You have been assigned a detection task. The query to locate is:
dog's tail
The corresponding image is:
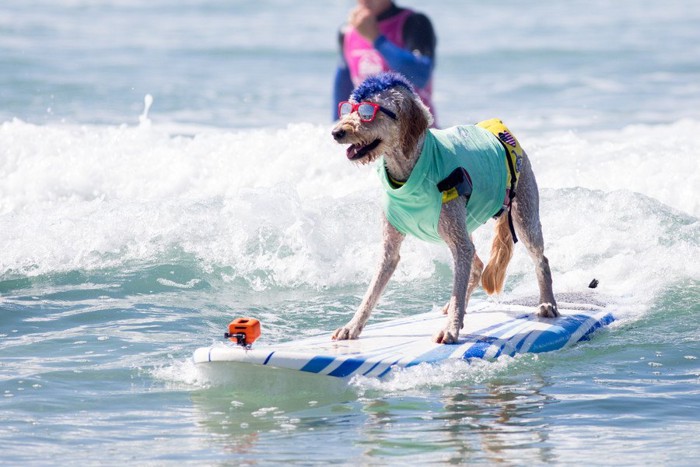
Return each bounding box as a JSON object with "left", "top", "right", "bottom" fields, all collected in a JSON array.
[{"left": 481, "top": 213, "right": 514, "bottom": 295}]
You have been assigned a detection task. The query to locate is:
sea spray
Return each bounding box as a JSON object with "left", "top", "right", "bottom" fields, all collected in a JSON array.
[{"left": 1, "top": 119, "right": 697, "bottom": 307}]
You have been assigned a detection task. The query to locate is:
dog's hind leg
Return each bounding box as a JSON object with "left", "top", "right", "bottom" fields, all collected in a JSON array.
[
  {"left": 467, "top": 249, "right": 484, "bottom": 300},
  {"left": 332, "top": 215, "right": 405, "bottom": 340},
  {"left": 510, "top": 154, "right": 559, "bottom": 317},
  {"left": 442, "top": 246, "right": 483, "bottom": 315}
]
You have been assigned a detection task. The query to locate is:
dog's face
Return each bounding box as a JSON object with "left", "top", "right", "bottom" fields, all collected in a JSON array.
[
  {"left": 331, "top": 90, "right": 400, "bottom": 165},
  {"left": 332, "top": 86, "right": 432, "bottom": 166}
]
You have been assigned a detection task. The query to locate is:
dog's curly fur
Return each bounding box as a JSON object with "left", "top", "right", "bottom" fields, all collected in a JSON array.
[{"left": 331, "top": 72, "right": 558, "bottom": 344}]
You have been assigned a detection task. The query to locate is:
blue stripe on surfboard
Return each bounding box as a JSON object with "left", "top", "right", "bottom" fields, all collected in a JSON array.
[
  {"left": 461, "top": 336, "right": 503, "bottom": 359},
  {"left": 578, "top": 313, "right": 614, "bottom": 340},
  {"left": 462, "top": 318, "right": 539, "bottom": 359},
  {"left": 362, "top": 359, "right": 385, "bottom": 376},
  {"left": 522, "top": 314, "right": 588, "bottom": 353},
  {"left": 405, "top": 342, "right": 461, "bottom": 366},
  {"left": 378, "top": 359, "right": 402, "bottom": 378},
  {"left": 405, "top": 317, "right": 529, "bottom": 366},
  {"left": 525, "top": 313, "right": 614, "bottom": 353},
  {"left": 496, "top": 329, "right": 534, "bottom": 357},
  {"left": 263, "top": 352, "right": 275, "bottom": 365},
  {"left": 482, "top": 318, "right": 548, "bottom": 359},
  {"left": 300, "top": 356, "right": 335, "bottom": 374},
  {"left": 476, "top": 314, "right": 606, "bottom": 357},
  {"left": 500, "top": 313, "right": 611, "bottom": 355},
  {"left": 328, "top": 358, "right": 367, "bottom": 377}
]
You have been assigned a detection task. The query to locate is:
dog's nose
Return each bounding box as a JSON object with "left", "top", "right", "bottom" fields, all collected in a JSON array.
[{"left": 332, "top": 128, "right": 346, "bottom": 141}]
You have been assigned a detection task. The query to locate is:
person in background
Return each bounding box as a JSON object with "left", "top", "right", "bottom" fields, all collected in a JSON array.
[{"left": 333, "top": 0, "right": 437, "bottom": 124}]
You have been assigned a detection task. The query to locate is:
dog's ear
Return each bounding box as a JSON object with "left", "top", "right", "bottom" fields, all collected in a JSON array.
[{"left": 398, "top": 91, "right": 432, "bottom": 158}]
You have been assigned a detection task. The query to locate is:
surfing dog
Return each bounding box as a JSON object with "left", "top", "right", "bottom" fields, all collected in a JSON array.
[{"left": 331, "top": 72, "right": 558, "bottom": 344}]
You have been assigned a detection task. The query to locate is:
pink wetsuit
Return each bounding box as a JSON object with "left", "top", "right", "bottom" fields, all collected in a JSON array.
[{"left": 343, "top": 9, "right": 435, "bottom": 117}]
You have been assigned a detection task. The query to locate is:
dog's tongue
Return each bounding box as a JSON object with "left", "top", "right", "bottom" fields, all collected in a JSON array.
[
  {"left": 346, "top": 144, "right": 359, "bottom": 160},
  {"left": 345, "top": 139, "right": 379, "bottom": 161}
]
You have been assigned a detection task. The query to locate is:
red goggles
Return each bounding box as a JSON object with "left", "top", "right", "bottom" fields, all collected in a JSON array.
[{"left": 338, "top": 101, "right": 397, "bottom": 122}]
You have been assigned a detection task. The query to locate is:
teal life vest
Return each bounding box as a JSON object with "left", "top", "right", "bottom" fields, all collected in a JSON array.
[{"left": 378, "top": 122, "right": 520, "bottom": 243}]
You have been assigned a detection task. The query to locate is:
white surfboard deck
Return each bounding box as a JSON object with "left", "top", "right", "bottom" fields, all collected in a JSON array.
[{"left": 193, "top": 301, "right": 614, "bottom": 379}]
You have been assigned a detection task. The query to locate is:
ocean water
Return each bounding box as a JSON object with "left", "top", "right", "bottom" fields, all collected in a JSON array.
[{"left": 1, "top": 0, "right": 699, "bottom": 464}]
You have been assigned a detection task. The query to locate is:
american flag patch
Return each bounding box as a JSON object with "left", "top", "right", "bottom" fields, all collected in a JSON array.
[{"left": 498, "top": 131, "right": 517, "bottom": 147}]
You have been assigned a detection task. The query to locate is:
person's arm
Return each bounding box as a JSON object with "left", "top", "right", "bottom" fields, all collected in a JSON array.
[
  {"left": 374, "top": 12, "right": 436, "bottom": 88},
  {"left": 373, "top": 36, "right": 432, "bottom": 87}
]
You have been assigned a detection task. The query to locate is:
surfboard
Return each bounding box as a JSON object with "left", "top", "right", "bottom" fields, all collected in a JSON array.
[{"left": 193, "top": 300, "right": 614, "bottom": 379}]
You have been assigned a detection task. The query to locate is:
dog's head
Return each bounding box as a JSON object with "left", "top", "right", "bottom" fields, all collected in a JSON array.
[{"left": 331, "top": 72, "right": 433, "bottom": 166}]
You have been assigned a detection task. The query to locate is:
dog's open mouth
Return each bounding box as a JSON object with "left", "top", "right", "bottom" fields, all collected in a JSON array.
[{"left": 346, "top": 139, "right": 381, "bottom": 160}]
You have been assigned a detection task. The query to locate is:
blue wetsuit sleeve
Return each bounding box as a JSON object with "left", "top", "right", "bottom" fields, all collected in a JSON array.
[
  {"left": 333, "top": 28, "right": 354, "bottom": 120},
  {"left": 333, "top": 65, "right": 354, "bottom": 120},
  {"left": 374, "top": 35, "right": 433, "bottom": 88}
]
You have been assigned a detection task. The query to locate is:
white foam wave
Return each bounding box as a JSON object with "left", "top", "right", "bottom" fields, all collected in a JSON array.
[
  {"left": 528, "top": 119, "right": 699, "bottom": 217},
  {"left": 351, "top": 355, "right": 529, "bottom": 394},
  {"left": 0, "top": 119, "right": 697, "bottom": 310}
]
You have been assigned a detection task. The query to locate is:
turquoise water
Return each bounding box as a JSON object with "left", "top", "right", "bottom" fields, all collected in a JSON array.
[{"left": 1, "top": 0, "right": 699, "bottom": 464}]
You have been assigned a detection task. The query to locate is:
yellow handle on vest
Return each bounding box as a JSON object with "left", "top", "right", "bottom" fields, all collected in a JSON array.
[{"left": 476, "top": 118, "right": 523, "bottom": 191}]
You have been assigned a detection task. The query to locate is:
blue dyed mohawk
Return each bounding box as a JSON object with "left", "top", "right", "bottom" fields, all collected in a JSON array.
[{"left": 350, "top": 72, "right": 416, "bottom": 102}]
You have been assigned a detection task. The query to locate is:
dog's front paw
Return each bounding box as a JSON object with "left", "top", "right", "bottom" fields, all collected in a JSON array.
[
  {"left": 433, "top": 327, "right": 459, "bottom": 344},
  {"left": 538, "top": 302, "right": 560, "bottom": 318},
  {"left": 332, "top": 323, "right": 363, "bottom": 340}
]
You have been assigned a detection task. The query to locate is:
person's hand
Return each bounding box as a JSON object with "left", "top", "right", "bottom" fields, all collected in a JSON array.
[{"left": 349, "top": 6, "right": 380, "bottom": 42}]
